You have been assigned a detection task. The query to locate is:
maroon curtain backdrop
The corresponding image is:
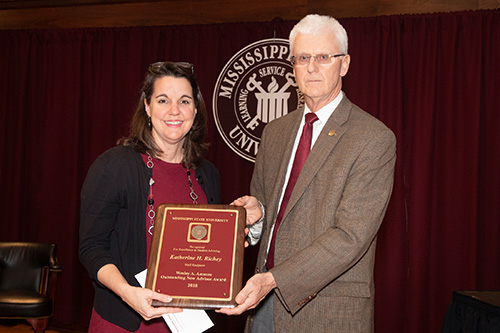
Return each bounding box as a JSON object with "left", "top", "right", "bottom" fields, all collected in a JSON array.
[{"left": 1, "top": 10, "right": 499, "bottom": 332}]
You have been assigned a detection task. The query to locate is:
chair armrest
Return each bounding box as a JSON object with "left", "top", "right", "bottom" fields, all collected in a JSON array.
[{"left": 50, "top": 263, "right": 63, "bottom": 273}]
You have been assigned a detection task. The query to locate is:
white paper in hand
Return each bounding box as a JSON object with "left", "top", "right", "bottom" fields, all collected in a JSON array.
[{"left": 135, "top": 269, "right": 214, "bottom": 333}]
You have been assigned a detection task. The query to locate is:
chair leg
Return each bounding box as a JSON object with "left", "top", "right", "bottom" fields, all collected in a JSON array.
[{"left": 26, "top": 318, "right": 49, "bottom": 333}]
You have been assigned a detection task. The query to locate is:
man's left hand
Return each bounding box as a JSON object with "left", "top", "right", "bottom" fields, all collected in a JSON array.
[{"left": 217, "top": 272, "right": 277, "bottom": 316}]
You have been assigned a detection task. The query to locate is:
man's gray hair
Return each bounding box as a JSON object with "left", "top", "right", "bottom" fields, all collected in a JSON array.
[{"left": 289, "top": 14, "right": 348, "bottom": 55}]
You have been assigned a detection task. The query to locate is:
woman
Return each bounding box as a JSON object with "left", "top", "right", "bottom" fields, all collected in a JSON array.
[{"left": 79, "top": 61, "right": 220, "bottom": 332}]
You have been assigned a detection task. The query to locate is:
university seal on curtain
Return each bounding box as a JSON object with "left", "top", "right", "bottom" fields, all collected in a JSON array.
[{"left": 213, "top": 38, "right": 303, "bottom": 162}]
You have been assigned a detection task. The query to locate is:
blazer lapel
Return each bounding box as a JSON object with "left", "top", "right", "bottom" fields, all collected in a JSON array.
[
  {"left": 283, "top": 97, "right": 352, "bottom": 220},
  {"left": 267, "top": 108, "right": 305, "bottom": 224}
]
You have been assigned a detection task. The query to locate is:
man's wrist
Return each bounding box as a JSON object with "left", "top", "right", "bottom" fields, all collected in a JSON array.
[
  {"left": 247, "top": 200, "right": 265, "bottom": 245},
  {"left": 256, "top": 200, "right": 265, "bottom": 224}
]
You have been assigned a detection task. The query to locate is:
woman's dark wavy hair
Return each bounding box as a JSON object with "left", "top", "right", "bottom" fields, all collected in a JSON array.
[{"left": 118, "top": 61, "right": 209, "bottom": 169}]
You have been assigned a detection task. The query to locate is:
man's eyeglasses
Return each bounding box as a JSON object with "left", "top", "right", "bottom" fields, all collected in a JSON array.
[
  {"left": 149, "top": 61, "right": 194, "bottom": 74},
  {"left": 290, "top": 54, "right": 345, "bottom": 66}
]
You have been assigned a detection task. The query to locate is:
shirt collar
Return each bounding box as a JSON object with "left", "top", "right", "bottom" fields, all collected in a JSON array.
[{"left": 304, "top": 91, "right": 344, "bottom": 124}]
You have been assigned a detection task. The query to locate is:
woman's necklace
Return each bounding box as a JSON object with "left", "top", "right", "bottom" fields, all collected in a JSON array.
[{"left": 146, "top": 152, "right": 198, "bottom": 235}]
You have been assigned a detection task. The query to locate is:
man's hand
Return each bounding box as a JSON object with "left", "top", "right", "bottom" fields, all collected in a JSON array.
[
  {"left": 232, "top": 195, "right": 264, "bottom": 247},
  {"left": 231, "top": 195, "right": 263, "bottom": 226},
  {"left": 217, "top": 272, "right": 277, "bottom": 316}
]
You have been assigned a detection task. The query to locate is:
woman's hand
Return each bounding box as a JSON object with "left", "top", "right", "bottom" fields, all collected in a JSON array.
[
  {"left": 121, "top": 285, "right": 182, "bottom": 320},
  {"left": 97, "top": 264, "right": 182, "bottom": 320}
]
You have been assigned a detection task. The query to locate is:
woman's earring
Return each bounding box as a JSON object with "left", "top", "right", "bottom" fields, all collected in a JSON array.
[{"left": 147, "top": 116, "right": 152, "bottom": 130}]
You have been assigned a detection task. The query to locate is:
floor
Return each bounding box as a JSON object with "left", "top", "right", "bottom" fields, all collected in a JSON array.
[{"left": 0, "top": 320, "right": 86, "bottom": 332}]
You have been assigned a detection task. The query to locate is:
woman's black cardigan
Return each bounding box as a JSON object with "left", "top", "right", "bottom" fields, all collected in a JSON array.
[{"left": 79, "top": 145, "right": 220, "bottom": 331}]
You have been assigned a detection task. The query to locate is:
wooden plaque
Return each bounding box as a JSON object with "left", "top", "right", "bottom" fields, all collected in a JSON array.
[{"left": 145, "top": 203, "right": 246, "bottom": 309}]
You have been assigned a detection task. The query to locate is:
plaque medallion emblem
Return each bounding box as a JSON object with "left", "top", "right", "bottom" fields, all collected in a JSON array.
[
  {"left": 213, "top": 38, "right": 304, "bottom": 162},
  {"left": 191, "top": 225, "right": 208, "bottom": 240}
]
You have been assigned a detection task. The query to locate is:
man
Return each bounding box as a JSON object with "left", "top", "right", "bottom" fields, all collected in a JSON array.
[{"left": 221, "top": 14, "right": 396, "bottom": 332}]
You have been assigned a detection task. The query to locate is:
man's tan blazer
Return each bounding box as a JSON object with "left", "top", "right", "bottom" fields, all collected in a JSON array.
[{"left": 246, "top": 95, "right": 396, "bottom": 332}]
